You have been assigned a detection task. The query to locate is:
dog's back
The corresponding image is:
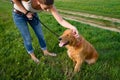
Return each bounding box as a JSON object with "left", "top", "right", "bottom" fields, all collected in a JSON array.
[
  {"left": 81, "top": 37, "right": 98, "bottom": 64},
  {"left": 67, "top": 35, "right": 98, "bottom": 64}
]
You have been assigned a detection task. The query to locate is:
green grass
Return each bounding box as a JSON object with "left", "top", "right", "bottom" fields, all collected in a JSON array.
[
  {"left": 0, "top": 0, "right": 120, "bottom": 80},
  {"left": 55, "top": 0, "right": 120, "bottom": 18},
  {"left": 59, "top": 11, "right": 120, "bottom": 29}
]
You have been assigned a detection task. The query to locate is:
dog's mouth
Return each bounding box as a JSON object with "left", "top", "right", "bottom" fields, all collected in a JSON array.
[{"left": 59, "top": 41, "right": 69, "bottom": 47}]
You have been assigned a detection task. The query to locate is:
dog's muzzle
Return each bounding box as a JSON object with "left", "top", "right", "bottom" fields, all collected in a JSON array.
[{"left": 58, "top": 37, "right": 69, "bottom": 47}]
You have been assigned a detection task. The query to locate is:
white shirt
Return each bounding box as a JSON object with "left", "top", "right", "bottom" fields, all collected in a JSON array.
[{"left": 14, "top": 0, "right": 41, "bottom": 12}]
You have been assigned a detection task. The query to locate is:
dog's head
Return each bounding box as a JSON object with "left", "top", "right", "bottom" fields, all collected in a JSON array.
[{"left": 59, "top": 29, "right": 79, "bottom": 47}]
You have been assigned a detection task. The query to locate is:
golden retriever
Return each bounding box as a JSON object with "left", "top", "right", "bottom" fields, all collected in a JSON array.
[{"left": 59, "top": 29, "right": 98, "bottom": 73}]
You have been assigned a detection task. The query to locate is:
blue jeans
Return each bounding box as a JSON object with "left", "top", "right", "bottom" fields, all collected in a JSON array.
[{"left": 12, "top": 12, "right": 47, "bottom": 54}]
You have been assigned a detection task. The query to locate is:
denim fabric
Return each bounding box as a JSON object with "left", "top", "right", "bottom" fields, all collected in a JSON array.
[{"left": 12, "top": 12, "right": 47, "bottom": 54}]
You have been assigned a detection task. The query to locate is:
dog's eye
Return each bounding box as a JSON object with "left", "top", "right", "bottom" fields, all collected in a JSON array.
[
  {"left": 66, "top": 34, "right": 69, "bottom": 36},
  {"left": 59, "top": 37, "right": 62, "bottom": 41}
]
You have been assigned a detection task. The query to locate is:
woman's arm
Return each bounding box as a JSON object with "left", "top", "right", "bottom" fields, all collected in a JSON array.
[
  {"left": 50, "top": 6, "right": 79, "bottom": 37},
  {"left": 12, "top": 0, "right": 33, "bottom": 19},
  {"left": 12, "top": 0, "right": 27, "bottom": 14},
  {"left": 50, "top": 6, "right": 77, "bottom": 30}
]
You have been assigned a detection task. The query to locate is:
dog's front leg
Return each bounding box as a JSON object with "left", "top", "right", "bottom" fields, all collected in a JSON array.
[{"left": 74, "top": 59, "right": 83, "bottom": 73}]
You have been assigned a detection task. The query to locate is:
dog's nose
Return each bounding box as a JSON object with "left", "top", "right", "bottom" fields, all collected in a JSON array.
[{"left": 58, "top": 37, "right": 62, "bottom": 41}]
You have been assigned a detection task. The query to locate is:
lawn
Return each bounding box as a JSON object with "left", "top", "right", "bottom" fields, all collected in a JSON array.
[
  {"left": 55, "top": 0, "right": 120, "bottom": 18},
  {"left": 0, "top": 0, "right": 120, "bottom": 80}
]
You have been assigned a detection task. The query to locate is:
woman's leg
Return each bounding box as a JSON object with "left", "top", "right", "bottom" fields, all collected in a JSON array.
[
  {"left": 12, "top": 12, "right": 40, "bottom": 63},
  {"left": 28, "top": 13, "right": 47, "bottom": 50},
  {"left": 29, "top": 13, "right": 56, "bottom": 56}
]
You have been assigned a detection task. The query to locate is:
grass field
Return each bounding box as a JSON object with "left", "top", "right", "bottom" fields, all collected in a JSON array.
[
  {"left": 55, "top": 0, "right": 120, "bottom": 18},
  {"left": 0, "top": 0, "right": 120, "bottom": 80}
]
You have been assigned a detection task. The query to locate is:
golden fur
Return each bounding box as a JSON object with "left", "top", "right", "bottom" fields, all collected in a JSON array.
[{"left": 59, "top": 29, "right": 98, "bottom": 73}]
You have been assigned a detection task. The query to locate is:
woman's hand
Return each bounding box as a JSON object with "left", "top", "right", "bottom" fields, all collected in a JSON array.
[
  {"left": 25, "top": 11, "right": 33, "bottom": 20},
  {"left": 71, "top": 27, "right": 80, "bottom": 38}
]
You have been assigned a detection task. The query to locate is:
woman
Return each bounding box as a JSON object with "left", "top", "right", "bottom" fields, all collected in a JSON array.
[{"left": 12, "top": 0, "right": 79, "bottom": 63}]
